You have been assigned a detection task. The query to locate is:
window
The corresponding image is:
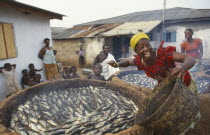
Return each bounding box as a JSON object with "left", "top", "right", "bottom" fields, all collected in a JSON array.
[
  {"left": 164, "top": 31, "right": 176, "bottom": 42},
  {"left": 0, "top": 22, "right": 17, "bottom": 60}
]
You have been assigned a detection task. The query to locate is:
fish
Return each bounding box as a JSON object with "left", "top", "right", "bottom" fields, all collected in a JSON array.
[
  {"left": 10, "top": 86, "right": 138, "bottom": 135},
  {"left": 47, "top": 120, "right": 57, "bottom": 126},
  {"left": 29, "top": 123, "right": 40, "bottom": 132},
  {"left": 65, "top": 125, "right": 80, "bottom": 134}
]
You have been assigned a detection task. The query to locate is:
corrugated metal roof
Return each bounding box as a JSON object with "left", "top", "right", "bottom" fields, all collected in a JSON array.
[
  {"left": 69, "top": 23, "right": 122, "bottom": 38},
  {"left": 52, "top": 26, "right": 94, "bottom": 39},
  {"left": 51, "top": 27, "right": 69, "bottom": 36},
  {"left": 68, "top": 25, "right": 94, "bottom": 30},
  {"left": 76, "top": 7, "right": 210, "bottom": 26},
  {"left": 101, "top": 21, "right": 161, "bottom": 37}
]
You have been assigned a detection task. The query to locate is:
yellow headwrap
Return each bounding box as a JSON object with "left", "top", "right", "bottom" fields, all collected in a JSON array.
[{"left": 130, "top": 32, "right": 150, "bottom": 51}]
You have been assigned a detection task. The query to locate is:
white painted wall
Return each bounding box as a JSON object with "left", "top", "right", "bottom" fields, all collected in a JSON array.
[
  {"left": 152, "top": 22, "right": 210, "bottom": 58},
  {"left": 0, "top": 7, "right": 52, "bottom": 100},
  {"left": 85, "top": 37, "right": 105, "bottom": 66}
]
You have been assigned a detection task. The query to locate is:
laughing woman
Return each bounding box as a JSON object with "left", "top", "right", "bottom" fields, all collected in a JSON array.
[{"left": 108, "top": 32, "right": 196, "bottom": 87}]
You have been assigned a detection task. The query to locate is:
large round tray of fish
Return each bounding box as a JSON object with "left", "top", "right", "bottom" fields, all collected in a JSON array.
[
  {"left": 117, "top": 70, "right": 157, "bottom": 89},
  {"left": 9, "top": 85, "right": 138, "bottom": 135}
]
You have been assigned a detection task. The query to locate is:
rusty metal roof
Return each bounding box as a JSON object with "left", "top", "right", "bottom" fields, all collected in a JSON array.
[
  {"left": 52, "top": 25, "right": 94, "bottom": 39},
  {"left": 69, "top": 23, "right": 122, "bottom": 38},
  {"left": 101, "top": 21, "right": 161, "bottom": 37}
]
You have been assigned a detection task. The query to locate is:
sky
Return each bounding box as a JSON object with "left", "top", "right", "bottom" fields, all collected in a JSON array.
[{"left": 17, "top": 0, "right": 210, "bottom": 28}]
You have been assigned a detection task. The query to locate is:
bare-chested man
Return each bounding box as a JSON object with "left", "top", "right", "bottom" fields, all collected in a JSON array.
[{"left": 93, "top": 45, "right": 119, "bottom": 80}]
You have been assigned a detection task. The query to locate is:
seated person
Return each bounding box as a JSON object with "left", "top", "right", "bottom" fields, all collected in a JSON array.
[
  {"left": 21, "top": 69, "right": 29, "bottom": 89},
  {"left": 87, "top": 63, "right": 105, "bottom": 81},
  {"left": 34, "top": 74, "right": 44, "bottom": 84},
  {"left": 29, "top": 63, "right": 43, "bottom": 78},
  {"left": 62, "top": 67, "right": 72, "bottom": 79},
  {"left": 70, "top": 66, "right": 80, "bottom": 79}
]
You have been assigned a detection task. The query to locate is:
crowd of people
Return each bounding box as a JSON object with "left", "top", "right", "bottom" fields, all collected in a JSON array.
[
  {"left": 0, "top": 63, "right": 44, "bottom": 97},
  {"left": 0, "top": 28, "right": 205, "bottom": 98}
]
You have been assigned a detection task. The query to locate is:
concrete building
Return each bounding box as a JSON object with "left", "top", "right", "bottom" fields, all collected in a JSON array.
[{"left": 0, "top": 0, "right": 63, "bottom": 100}]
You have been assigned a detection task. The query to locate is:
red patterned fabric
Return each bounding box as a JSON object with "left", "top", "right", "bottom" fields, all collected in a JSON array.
[{"left": 133, "top": 44, "right": 191, "bottom": 86}]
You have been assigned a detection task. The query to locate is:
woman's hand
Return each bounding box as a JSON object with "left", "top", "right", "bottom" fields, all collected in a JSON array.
[
  {"left": 108, "top": 60, "right": 119, "bottom": 68},
  {"left": 154, "top": 75, "right": 164, "bottom": 82},
  {"left": 171, "top": 65, "right": 186, "bottom": 78}
]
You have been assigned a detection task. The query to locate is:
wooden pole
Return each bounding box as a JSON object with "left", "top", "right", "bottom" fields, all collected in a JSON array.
[{"left": 161, "top": 0, "right": 166, "bottom": 41}]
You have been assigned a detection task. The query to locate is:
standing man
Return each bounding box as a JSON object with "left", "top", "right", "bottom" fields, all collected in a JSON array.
[
  {"left": 38, "top": 38, "right": 58, "bottom": 81},
  {"left": 93, "top": 45, "right": 119, "bottom": 80}
]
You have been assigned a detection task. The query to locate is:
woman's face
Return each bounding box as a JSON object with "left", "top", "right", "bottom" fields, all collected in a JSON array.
[
  {"left": 44, "top": 39, "right": 50, "bottom": 45},
  {"left": 135, "top": 39, "right": 152, "bottom": 60},
  {"left": 185, "top": 30, "right": 193, "bottom": 40}
]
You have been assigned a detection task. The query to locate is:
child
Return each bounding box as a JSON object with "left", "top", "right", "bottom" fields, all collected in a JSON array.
[
  {"left": 21, "top": 69, "right": 30, "bottom": 89},
  {"left": 53, "top": 50, "right": 57, "bottom": 56},
  {"left": 28, "top": 63, "right": 43, "bottom": 78},
  {"left": 28, "top": 77, "right": 35, "bottom": 87},
  {"left": 76, "top": 46, "right": 85, "bottom": 68},
  {"left": 0, "top": 63, "right": 21, "bottom": 97},
  {"left": 34, "top": 74, "right": 43, "bottom": 84},
  {"left": 70, "top": 66, "right": 80, "bottom": 79},
  {"left": 88, "top": 63, "right": 105, "bottom": 81},
  {"left": 62, "top": 67, "right": 72, "bottom": 79}
]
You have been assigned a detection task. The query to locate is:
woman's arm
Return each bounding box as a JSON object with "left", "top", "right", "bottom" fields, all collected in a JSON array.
[
  {"left": 38, "top": 48, "right": 46, "bottom": 60},
  {"left": 171, "top": 52, "right": 196, "bottom": 78},
  {"left": 108, "top": 58, "right": 135, "bottom": 68}
]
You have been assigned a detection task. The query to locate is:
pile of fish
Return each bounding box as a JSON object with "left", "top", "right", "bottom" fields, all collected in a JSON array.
[
  {"left": 10, "top": 86, "right": 138, "bottom": 135},
  {"left": 119, "top": 70, "right": 210, "bottom": 93},
  {"left": 196, "top": 79, "right": 210, "bottom": 94},
  {"left": 121, "top": 73, "right": 157, "bottom": 89}
]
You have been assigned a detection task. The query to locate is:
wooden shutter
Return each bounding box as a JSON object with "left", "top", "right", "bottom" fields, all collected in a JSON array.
[
  {"left": 0, "top": 23, "right": 7, "bottom": 59},
  {"left": 3, "top": 23, "right": 17, "bottom": 58}
]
